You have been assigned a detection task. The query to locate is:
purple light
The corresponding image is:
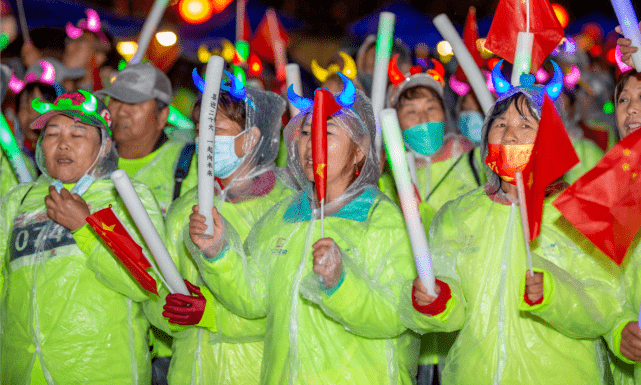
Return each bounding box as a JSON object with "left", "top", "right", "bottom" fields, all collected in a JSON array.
[
  {"left": 484, "top": 70, "right": 497, "bottom": 97},
  {"left": 39, "top": 61, "right": 56, "bottom": 84},
  {"left": 564, "top": 65, "right": 580, "bottom": 88},
  {"left": 66, "top": 23, "right": 83, "bottom": 39},
  {"left": 535, "top": 67, "right": 549, "bottom": 83},
  {"left": 9, "top": 76, "right": 25, "bottom": 93},
  {"left": 85, "top": 9, "right": 101, "bottom": 32},
  {"left": 449, "top": 75, "right": 470, "bottom": 96}
]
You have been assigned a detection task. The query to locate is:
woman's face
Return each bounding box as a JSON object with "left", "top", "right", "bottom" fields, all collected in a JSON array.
[
  {"left": 42, "top": 114, "right": 101, "bottom": 183},
  {"left": 487, "top": 98, "right": 540, "bottom": 146},
  {"left": 18, "top": 87, "right": 45, "bottom": 144},
  {"left": 298, "top": 116, "right": 364, "bottom": 196},
  {"left": 616, "top": 75, "right": 641, "bottom": 139},
  {"left": 397, "top": 87, "right": 446, "bottom": 130}
]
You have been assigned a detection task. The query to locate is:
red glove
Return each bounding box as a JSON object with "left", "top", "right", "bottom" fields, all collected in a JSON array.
[{"left": 162, "top": 280, "right": 206, "bottom": 325}]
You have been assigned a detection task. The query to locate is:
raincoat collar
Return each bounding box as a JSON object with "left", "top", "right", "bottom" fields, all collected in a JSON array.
[{"left": 284, "top": 187, "right": 378, "bottom": 223}]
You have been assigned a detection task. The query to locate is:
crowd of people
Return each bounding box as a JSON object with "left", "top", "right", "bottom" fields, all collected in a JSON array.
[{"left": 1, "top": 1, "right": 641, "bottom": 385}]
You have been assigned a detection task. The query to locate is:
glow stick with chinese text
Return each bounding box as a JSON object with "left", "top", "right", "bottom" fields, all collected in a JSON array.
[
  {"left": 0, "top": 113, "right": 32, "bottom": 183},
  {"left": 611, "top": 0, "right": 641, "bottom": 70},
  {"left": 111, "top": 169, "right": 189, "bottom": 295},
  {"left": 433, "top": 14, "right": 494, "bottom": 115},
  {"left": 516, "top": 171, "right": 534, "bottom": 275},
  {"left": 198, "top": 56, "right": 225, "bottom": 237},
  {"left": 129, "top": 0, "right": 170, "bottom": 64},
  {"left": 286, "top": 63, "right": 303, "bottom": 117},
  {"left": 380, "top": 108, "right": 436, "bottom": 296},
  {"left": 371, "top": 12, "right": 396, "bottom": 155}
]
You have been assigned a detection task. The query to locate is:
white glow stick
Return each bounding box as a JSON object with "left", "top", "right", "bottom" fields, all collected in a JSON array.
[
  {"left": 511, "top": 32, "right": 534, "bottom": 86},
  {"left": 516, "top": 171, "right": 534, "bottom": 274},
  {"left": 236, "top": 0, "right": 246, "bottom": 42},
  {"left": 111, "top": 170, "right": 189, "bottom": 295},
  {"left": 611, "top": 0, "right": 641, "bottom": 70},
  {"left": 129, "top": 0, "right": 170, "bottom": 64},
  {"left": 371, "top": 12, "right": 396, "bottom": 156},
  {"left": 380, "top": 109, "right": 436, "bottom": 296},
  {"left": 286, "top": 63, "right": 303, "bottom": 117},
  {"left": 16, "top": 0, "right": 30, "bottom": 43},
  {"left": 433, "top": 14, "right": 494, "bottom": 116},
  {"left": 266, "top": 9, "right": 287, "bottom": 82},
  {"left": 199, "top": 56, "right": 225, "bottom": 237},
  {"left": 0, "top": 113, "right": 32, "bottom": 183}
]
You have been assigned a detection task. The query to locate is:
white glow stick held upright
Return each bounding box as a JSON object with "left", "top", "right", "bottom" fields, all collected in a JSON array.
[
  {"left": 511, "top": 32, "right": 534, "bottom": 86},
  {"left": 433, "top": 14, "right": 494, "bottom": 116},
  {"left": 111, "top": 170, "right": 189, "bottom": 295},
  {"left": 286, "top": 63, "right": 303, "bottom": 117},
  {"left": 129, "top": 0, "right": 170, "bottom": 64},
  {"left": 380, "top": 109, "right": 436, "bottom": 297},
  {"left": 198, "top": 56, "right": 225, "bottom": 238},
  {"left": 236, "top": 0, "right": 247, "bottom": 42},
  {"left": 371, "top": 12, "right": 396, "bottom": 155},
  {"left": 516, "top": 171, "right": 534, "bottom": 275},
  {"left": 611, "top": 0, "right": 641, "bottom": 70}
]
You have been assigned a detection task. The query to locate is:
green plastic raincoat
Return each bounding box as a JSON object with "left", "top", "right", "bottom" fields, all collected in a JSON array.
[
  {"left": 423, "top": 186, "right": 624, "bottom": 384},
  {"left": 564, "top": 138, "right": 604, "bottom": 184},
  {"left": 0, "top": 176, "right": 164, "bottom": 384}
]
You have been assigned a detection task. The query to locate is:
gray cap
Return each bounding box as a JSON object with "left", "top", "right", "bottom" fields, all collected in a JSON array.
[
  {"left": 96, "top": 62, "right": 172, "bottom": 105},
  {"left": 387, "top": 73, "right": 445, "bottom": 108}
]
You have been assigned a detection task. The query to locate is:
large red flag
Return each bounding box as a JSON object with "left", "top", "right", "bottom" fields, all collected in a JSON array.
[
  {"left": 312, "top": 89, "right": 342, "bottom": 203},
  {"left": 521, "top": 95, "right": 579, "bottom": 241},
  {"left": 455, "top": 7, "right": 484, "bottom": 83},
  {"left": 554, "top": 129, "right": 641, "bottom": 264},
  {"left": 250, "top": 11, "right": 290, "bottom": 63},
  {"left": 86, "top": 207, "right": 158, "bottom": 295},
  {"left": 485, "top": 0, "right": 564, "bottom": 74}
]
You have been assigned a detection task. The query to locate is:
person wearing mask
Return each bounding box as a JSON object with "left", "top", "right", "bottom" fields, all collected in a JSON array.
[
  {"left": 0, "top": 90, "right": 164, "bottom": 383},
  {"left": 145, "top": 76, "right": 290, "bottom": 384},
  {"left": 185, "top": 76, "right": 421, "bottom": 383},
  {"left": 411, "top": 72, "right": 624, "bottom": 384}
]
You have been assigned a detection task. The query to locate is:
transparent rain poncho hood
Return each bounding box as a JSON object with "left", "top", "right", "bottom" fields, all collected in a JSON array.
[
  {"left": 31, "top": 90, "right": 120, "bottom": 195},
  {"left": 220, "top": 87, "right": 286, "bottom": 201},
  {"left": 283, "top": 76, "right": 380, "bottom": 214}
]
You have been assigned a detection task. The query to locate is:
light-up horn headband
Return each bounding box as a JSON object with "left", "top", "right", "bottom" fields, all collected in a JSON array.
[
  {"left": 192, "top": 67, "right": 248, "bottom": 101},
  {"left": 66, "top": 9, "right": 110, "bottom": 48},
  {"left": 9, "top": 60, "right": 57, "bottom": 94},
  {"left": 491, "top": 59, "right": 564, "bottom": 101},
  {"left": 388, "top": 54, "right": 445, "bottom": 86},
  {"left": 288, "top": 72, "right": 356, "bottom": 113},
  {"left": 311, "top": 52, "right": 357, "bottom": 83}
]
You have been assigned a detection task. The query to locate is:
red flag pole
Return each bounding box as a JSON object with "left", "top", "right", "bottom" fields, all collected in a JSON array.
[{"left": 516, "top": 171, "right": 534, "bottom": 275}]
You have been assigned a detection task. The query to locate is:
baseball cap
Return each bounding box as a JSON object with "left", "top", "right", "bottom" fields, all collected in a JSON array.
[
  {"left": 25, "top": 57, "right": 85, "bottom": 84},
  {"left": 31, "top": 90, "right": 113, "bottom": 135},
  {"left": 95, "top": 62, "right": 172, "bottom": 105}
]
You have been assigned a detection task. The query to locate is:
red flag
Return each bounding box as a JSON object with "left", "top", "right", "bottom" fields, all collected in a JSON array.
[
  {"left": 553, "top": 129, "right": 641, "bottom": 264},
  {"left": 86, "top": 207, "right": 158, "bottom": 295},
  {"left": 485, "top": 0, "right": 564, "bottom": 74},
  {"left": 455, "top": 7, "right": 484, "bottom": 82},
  {"left": 242, "top": 11, "right": 252, "bottom": 41},
  {"left": 312, "top": 89, "right": 342, "bottom": 202},
  {"left": 521, "top": 95, "right": 579, "bottom": 240},
  {"left": 250, "top": 11, "right": 290, "bottom": 63}
]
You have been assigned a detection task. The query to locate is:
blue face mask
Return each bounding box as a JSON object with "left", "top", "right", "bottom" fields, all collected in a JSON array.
[
  {"left": 402, "top": 121, "right": 445, "bottom": 156},
  {"left": 458, "top": 111, "right": 484, "bottom": 145},
  {"left": 214, "top": 131, "right": 245, "bottom": 178}
]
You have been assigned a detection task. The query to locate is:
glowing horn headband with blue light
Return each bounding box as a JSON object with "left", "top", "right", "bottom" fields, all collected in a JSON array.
[
  {"left": 192, "top": 68, "right": 247, "bottom": 101},
  {"left": 287, "top": 72, "right": 356, "bottom": 113},
  {"left": 491, "top": 59, "right": 564, "bottom": 101}
]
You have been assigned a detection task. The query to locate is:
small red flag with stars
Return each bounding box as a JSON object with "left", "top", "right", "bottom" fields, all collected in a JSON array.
[
  {"left": 312, "top": 88, "right": 342, "bottom": 203},
  {"left": 521, "top": 95, "right": 579, "bottom": 241},
  {"left": 455, "top": 7, "right": 484, "bottom": 83},
  {"left": 86, "top": 207, "right": 158, "bottom": 295},
  {"left": 554, "top": 128, "right": 641, "bottom": 265}
]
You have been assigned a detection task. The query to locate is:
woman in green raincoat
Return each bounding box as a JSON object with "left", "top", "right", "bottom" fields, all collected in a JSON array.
[
  {"left": 411, "top": 65, "right": 625, "bottom": 385},
  {"left": 0, "top": 90, "right": 164, "bottom": 384},
  {"left": 185, "top": 74, "right": 422, "bottom": 384},
  {"left": 143, "top": 79, "right": 291, "bottom": 384}
]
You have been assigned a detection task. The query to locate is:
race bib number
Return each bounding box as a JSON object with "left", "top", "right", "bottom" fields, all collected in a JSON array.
[{"left": 10, "top": 215, "right": 75, "bottom": 261}]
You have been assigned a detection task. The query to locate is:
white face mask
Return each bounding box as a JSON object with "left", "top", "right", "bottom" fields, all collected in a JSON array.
[{"left": 214, "top": 131, "right": 246, "bottom": 178}]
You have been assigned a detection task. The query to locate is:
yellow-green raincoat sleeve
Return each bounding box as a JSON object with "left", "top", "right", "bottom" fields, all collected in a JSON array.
[{"left": 83, "top": 180, "right": 166, "bottom": 302}]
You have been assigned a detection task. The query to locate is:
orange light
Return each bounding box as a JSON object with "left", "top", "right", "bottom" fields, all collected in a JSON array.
[
  {"left": 212, "top": 0, "right": 234, "bottom": 13},
  {"left": 551, "top": 4, "right": 569, "bottom": 29},
  {"left": 178, "top": 0, "right": 214, "bottom": 24},
  {"left": 248, "top": 53, "right": 262, "bottom": 76}
]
